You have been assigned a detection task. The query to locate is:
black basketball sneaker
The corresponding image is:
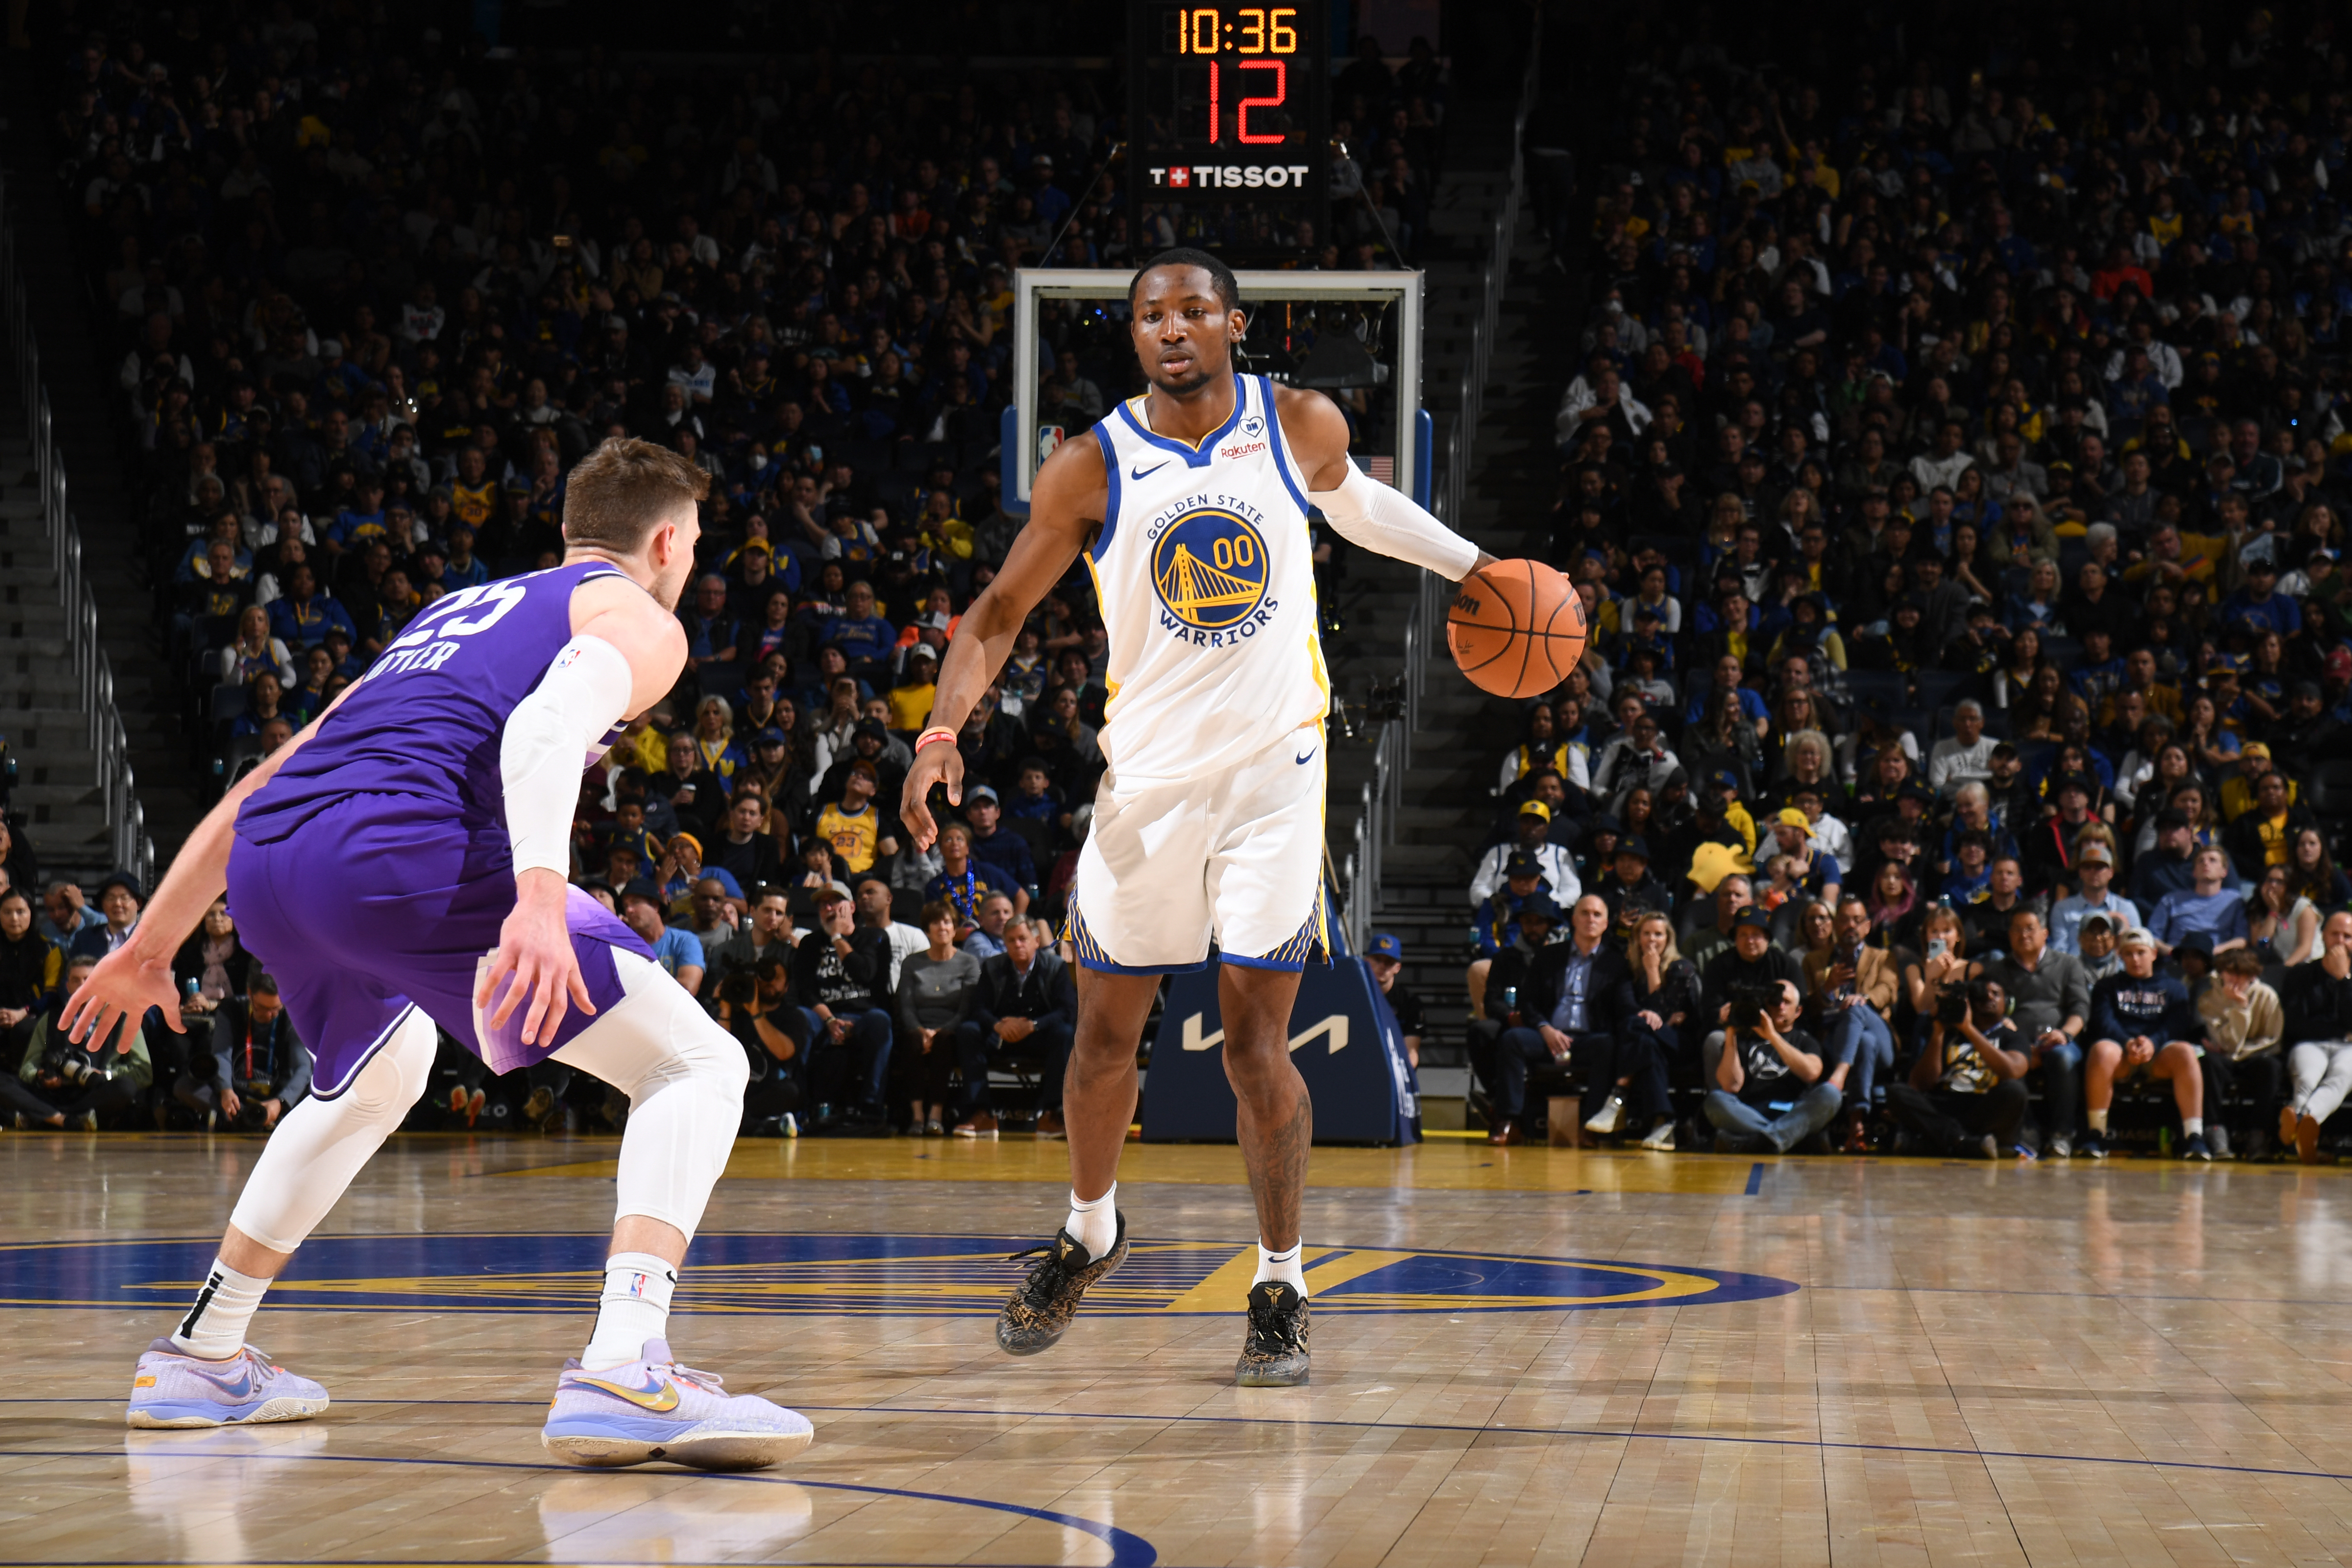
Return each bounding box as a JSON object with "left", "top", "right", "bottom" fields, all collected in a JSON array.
[
  {"left": 1234, "top": 1281, "right": 1311, "bottom": 1386},
  {"left": 996, "top": 1212, "right": 1128, "bottom": 1355}
]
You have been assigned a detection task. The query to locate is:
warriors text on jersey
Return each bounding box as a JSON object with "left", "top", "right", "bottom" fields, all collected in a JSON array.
[
  {"left": 1065, "top": 374, "right": 1331, "bottom": 973},
  {"left": 1085, "top": 374, "right": 1328, "bottom": 788}
]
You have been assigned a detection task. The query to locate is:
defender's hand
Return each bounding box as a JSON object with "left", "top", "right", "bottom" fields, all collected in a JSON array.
[
  {"left": 61, "top": 943, "right": 183, "bottom": 1051},
  {"left": 477, "top": 869, "right": 596, "bottom": 1046},
  {"left": 900, "top": 739, "right": 965, "bottom": 851}
]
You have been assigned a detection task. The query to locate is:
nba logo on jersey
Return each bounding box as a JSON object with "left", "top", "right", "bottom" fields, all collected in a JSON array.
[{"left": 1148, "top": 504, "right": 1273, "bottom": 644}]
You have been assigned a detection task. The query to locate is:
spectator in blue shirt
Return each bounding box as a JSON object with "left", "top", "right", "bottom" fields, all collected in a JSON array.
[
  {"left": 2081, "top": 930, "right": 2210, "bottom": 1160},
  {"left": 926, "top": 824, "right": 1020, "bottom": 928},
  {"left": 962, "top": 785, "right": 1040, "bottom": 891},
  {"left": 2048, "top": 843, "right": 2141, "bottom": 955},
  {"left": 330, "top": 478, "right": 392, "bottom": 551},
  {"left": 2218, "top": 557, "right": 2302, "bottom": 639},
  {"left": 620, "top": 881, "right": 708, "bottom": 997},
  {"left": 2148, "top": 846, "right": 2250, "bottom": 959},
  {"left": 1683, "top": 652, "right": 1769, "bottom": 730},
  {"left": 267, "top": 564, "right": 359, "bottom": 649},
  {"left": 2065, "top": 627, "right": 2126, "bottom": 711},
  {"left": 822, "top": 579, "right": 898, "bottom": 678},
  {"left": 441, "top": 524, "right": 490, "bottom": 589},
  {"left": 679, "top": 574, "right": 744, "bottom": 683}
]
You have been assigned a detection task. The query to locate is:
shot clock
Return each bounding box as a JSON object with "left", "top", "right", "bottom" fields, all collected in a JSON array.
[{"left": 1127, "top": 0, "right": 1331, "bottom": 257}]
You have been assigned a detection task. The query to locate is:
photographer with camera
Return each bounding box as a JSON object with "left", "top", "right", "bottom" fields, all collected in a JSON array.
[
  {"left": 1703, "top": 978, "right": 1841, "bottom": 1154},
  {"left": 1972, "top": 907, "right": 2090, "bottom": 1158},
  {"left": 712, "top": 955, "right": 806, "bottom": 1139},
  {"left": 1803, "top": 897, "right": 1901, "bottom": 1149},
  {"left": 174, "top": 973, "right": 311, "bottom": 1131},
  {"left": 5, "top": 953, "right": 155, "bottom": 1128},
  {"left": 706, "top": 884, "right": 799, "bottom": 994},
  {"left": 1701, "top": 905, "right": 1803, "bottom": 1038},
  {"left": 1887, "top": 976, "right": 2032, "bottom": 1157}
]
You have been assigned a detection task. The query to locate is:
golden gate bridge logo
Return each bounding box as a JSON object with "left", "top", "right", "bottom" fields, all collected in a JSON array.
[{"left": 1150, "top": 507, "right": 1270, "bottom": 631}]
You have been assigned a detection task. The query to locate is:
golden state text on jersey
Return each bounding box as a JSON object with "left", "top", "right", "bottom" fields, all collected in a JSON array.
[
  {"left": 1086, "top": 374, "right": 1329, "bottom": 787},
  {"left": 1143, "top": 493, "right": 1278, "bottom": 646}
]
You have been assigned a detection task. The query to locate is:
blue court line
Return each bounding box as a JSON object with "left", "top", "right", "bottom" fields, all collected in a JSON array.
[
  {"left": 14, "top": 1402, "right": 2352, "bottom": 1492},
  {"left": 1744, "top": 1162, "right": 1765, "bottom": 1194},
  {"left": 5, "top": 1448, "right": 1155, "bottom": 1568}
]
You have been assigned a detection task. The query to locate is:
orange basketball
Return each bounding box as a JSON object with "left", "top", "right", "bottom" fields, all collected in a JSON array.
[{"left": 1446, "top": 559, "right": 1587, "bottom": 699}]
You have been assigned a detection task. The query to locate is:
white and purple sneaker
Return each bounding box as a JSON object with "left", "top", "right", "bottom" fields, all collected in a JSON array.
[
  {"left": 541, "top": 1338, "right": 813, "bottom": 1471},
  {"left": 125, "top": 1339, "right": 330, "bottom": 1429}
]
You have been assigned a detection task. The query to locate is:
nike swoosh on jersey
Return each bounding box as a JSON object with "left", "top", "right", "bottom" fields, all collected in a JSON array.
[
  {"left": 572, "top": 1373, "right": 683, "bottom": 1413},
  {"left": 1295, "top": 747, "right": 1315, "bottom": 765},
  {"left": 1131, "top": 460, "right": 1171, "bottom": 480}
]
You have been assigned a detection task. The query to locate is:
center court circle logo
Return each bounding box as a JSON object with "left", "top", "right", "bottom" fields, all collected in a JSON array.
[
  {"left": 1150, "top": 507, "right": 1270, "bottom": 632},
  {"left": 0, "top": 1234, "right": 1797, "bottom": 1316}
]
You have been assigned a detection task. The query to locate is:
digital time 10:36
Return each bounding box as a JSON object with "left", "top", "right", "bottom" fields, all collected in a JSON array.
[{"left": 1164, "top": 7, "right": 1301, "bottom": 144}]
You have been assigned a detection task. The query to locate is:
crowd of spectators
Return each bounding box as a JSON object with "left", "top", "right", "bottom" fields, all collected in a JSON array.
[
  {"left": 17, "top": 9, "right": 1454, "bottom": 1137},
  {"left": 1464, "top": 4, "right": 2352, "bottom": 1162}
]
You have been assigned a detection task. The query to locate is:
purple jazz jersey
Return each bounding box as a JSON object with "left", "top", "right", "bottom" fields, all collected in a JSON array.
[{"left": 229, "top": 561, "right": 651, "bottom": 1096}]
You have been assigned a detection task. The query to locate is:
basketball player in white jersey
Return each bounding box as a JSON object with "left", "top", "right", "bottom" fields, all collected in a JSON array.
[{"left": 902, "top": 249, "right": 1493, "bottom": 1384}]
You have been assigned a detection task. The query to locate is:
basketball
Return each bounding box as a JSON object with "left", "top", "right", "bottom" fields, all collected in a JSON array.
[{"left": 1446, "top": 559, "right": 1587, "bottom": 698}]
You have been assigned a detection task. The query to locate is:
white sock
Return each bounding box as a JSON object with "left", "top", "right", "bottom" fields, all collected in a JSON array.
[
  {"left": 1255, "top": 1239, "right": 1307, "bottom": 1296},
  {"left": 171, "top": 1257, "right": 272, "bottom": 1360},
  {"left": 2087, "top": 1109, "right": 2109, "bottom": 1134},
  {"left": 2182, "top": 1116, "right": 2204, "bottom": 1139},
  {"left": 1066, "top": 1183, "right": 1118, "bottom": 1260},
  {"left": 582, "top": 1252, "right": 677, "bottom": 1371}
]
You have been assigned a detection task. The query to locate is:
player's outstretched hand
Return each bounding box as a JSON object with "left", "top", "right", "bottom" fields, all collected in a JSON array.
[
  {"left": 478, "top": 869, "right": 596, "bottom": 1046},
  {"left": 900, "top": 737, "right": 964, "bottom": 852},
  {"left": 61, "top": 942, "right": 183, "bottom": 1052}
]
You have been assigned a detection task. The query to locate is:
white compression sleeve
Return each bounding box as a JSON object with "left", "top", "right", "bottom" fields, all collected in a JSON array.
[
  {"left": 226, "top": 1007, "right": 438, "bottom": 1253},
  {"left": 1307, "top": 461, "right": 1482, "bottom": 581},
  {"left": 502, "top": 635, "right": 635, "bottom": 877},
  {"left": 552, "top": 947, "right": 747, "bottom": 1242}
]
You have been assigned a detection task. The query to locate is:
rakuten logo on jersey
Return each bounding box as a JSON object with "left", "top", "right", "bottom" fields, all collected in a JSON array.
[{"left": 1218, "top": 440, "right": 1267, "bottom": 460}]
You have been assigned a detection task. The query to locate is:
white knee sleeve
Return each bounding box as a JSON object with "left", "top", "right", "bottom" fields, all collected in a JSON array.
[
  {"left": 228, "top": 1006, "right": 438, "bottom": 1253},
  {"left": 553, "top": 948, "right": 747, "bottom": 1242}
]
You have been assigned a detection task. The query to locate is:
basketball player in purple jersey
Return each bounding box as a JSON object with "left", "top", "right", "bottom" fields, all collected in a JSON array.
[{"left": 67, "top": 439, "right": 811, "bottom": 1469}]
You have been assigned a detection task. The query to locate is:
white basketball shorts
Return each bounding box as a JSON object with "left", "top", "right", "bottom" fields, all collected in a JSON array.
[{"left": 1065, "top": 722, "right": 1329, "bottom": 974}]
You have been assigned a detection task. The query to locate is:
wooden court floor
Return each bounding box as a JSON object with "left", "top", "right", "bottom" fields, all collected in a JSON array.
[{"left": 5, "top": 1132, "right": 2352, "bottom": 1567}]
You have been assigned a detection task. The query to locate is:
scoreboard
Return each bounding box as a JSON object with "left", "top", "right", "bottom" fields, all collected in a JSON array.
[{"left": 1127, "top": 0, "right": 1331, "bottom": 255}]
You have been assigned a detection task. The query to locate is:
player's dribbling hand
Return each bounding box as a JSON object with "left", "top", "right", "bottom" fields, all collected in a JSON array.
[
  {"left": 899, "top": 738, "right": 963, "bottom": 851},
  {"left": 61, "top": 942, "right": 183, "bottom": 1052},
  {"left": 478, "top": 869, "right": 596, "bottom": 1046}
]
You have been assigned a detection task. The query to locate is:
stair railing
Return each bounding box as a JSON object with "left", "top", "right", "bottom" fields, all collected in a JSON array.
[
  {"left": 0, "top": 173, "right": 155, "bottom": 890},
  {"left": 1337, "top": 18, "right": 1540, "bottom": 950}
]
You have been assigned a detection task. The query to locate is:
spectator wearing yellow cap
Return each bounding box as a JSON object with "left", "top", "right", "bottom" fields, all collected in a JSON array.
[
  {"left": 2219, "top": 742, "right": 2299, "bottom": 823},
  {"left": 1467, "top": 799, "right": 1579, "bottom": 909},
  {"left": 1767, "top": 808, "right": 1841, "bottom": 909}
]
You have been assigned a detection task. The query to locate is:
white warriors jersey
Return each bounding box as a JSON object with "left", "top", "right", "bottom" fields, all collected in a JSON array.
[{"left": 1085, "top": 373, "right": 1330, "bottom": 786}]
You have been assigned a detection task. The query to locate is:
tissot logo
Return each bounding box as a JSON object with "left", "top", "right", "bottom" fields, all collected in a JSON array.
[{"left": 1150, "top": 164, "right": 1314, "bottom": 190}]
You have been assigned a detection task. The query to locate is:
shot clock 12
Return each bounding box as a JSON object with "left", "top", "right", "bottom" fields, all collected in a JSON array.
[{"left": 1127, "top": 0, "right": 1330, "bottom": 256}]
